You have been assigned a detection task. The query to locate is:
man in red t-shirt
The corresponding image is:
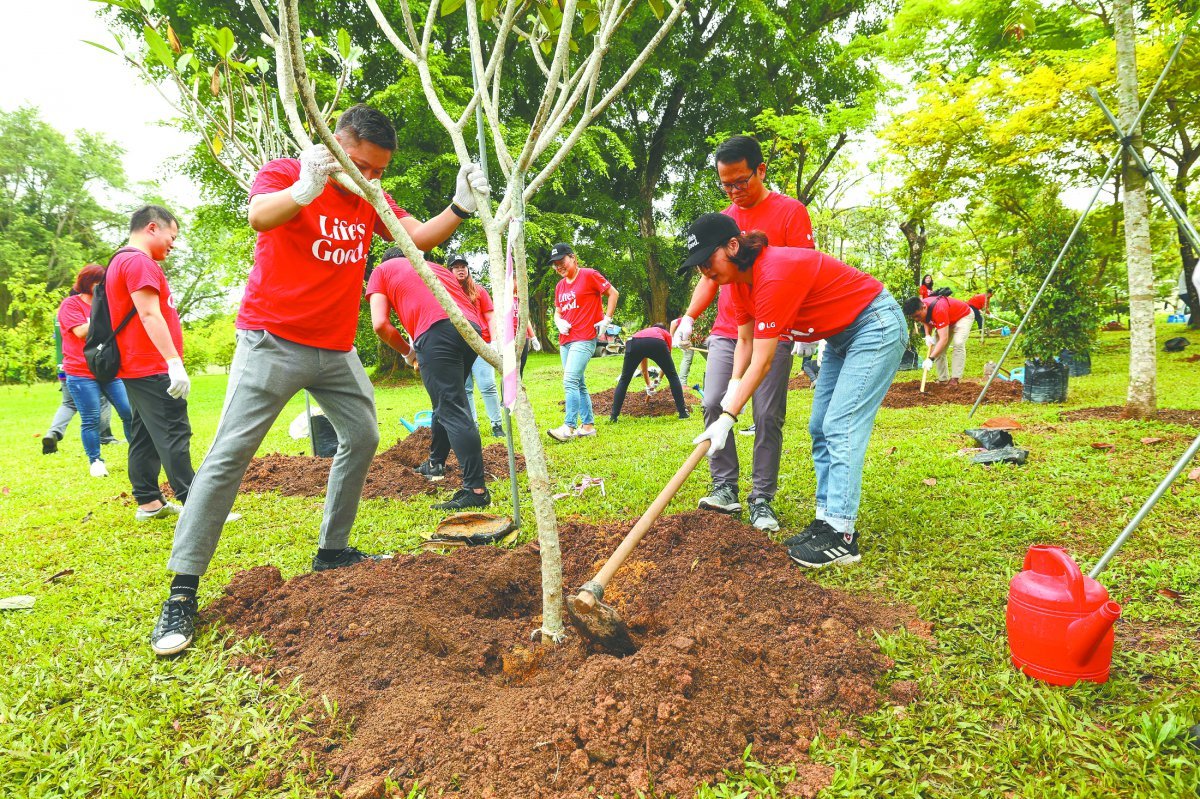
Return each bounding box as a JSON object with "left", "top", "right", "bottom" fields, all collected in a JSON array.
[
  {"left": 903, "top": 295, "right": 974, "bottom": 385},
  {"left": 672, "top": 135, "right": 813, "bottom": 534},
  {"left": 966, "top": 289, "right": 993, "bottom": 329},
  {"left": 104, "top": 205, "right": 198, "bottom": 520},
  {"left": 151, "top": 105, "right": 490, "bottom": 657}
]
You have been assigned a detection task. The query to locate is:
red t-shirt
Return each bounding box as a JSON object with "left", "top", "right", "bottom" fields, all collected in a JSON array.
[
  {"left": 631, "top": 326, "right": 672, "bottom": 349},
  {"left": 473, "top": 285, "right": 495, "bottom": 342},
  {"left": 57, "top": 294, "right": 92, "bottom": 378},
  {"left": 106, "top": 248, "right": 185, "bottom": 379},
  {"left": 918, "top": 284, "right": 931, "bottom": 298},
  {"left": 366, "top": 258, "right": 483, "bottom": 343},
  {"left": 711, "top": 192, "right": 814, "bottom": 339},
  {"left": 924, "top": 296, "right": 972, "bottom": 328},
  {"left": 554, "top": 267, "right": 611, "bottom": 345},
  {"left": 729, "top": 246, "right": 882, "bottom": 342},
  {"left": 239, "top": 158, "right": 410, "bottom": 351},
  {"left": 967, "top": 293, "right": 990, "bottom": 311}
]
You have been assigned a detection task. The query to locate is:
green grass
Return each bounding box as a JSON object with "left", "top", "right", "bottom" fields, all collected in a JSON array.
[{"left": 1, "top": 320, "right": 1198, "bottom": 797}]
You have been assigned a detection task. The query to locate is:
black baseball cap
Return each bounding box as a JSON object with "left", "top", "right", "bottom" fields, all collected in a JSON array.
[
  {"left": 446, "top": 252, "right": 468, "bottom": 267},
  {"left": 678, "top": 212, "right": 740, "bottom": 274},
  {"left": 548, "top": 243, "right": 574, "bottom": 264}
]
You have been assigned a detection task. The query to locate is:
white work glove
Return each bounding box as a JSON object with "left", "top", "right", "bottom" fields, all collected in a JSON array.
[
  {"left": 290, "top": 144, "right": 341, "bottom": 206},
  {"left": 594, "top": 316, "right": 611, "bottom": 336},
  {"left": 165, "top": 358, "right": 191, "bottom": 400},
  {"left": 452, "top": 163, "right": 490, "bottom": 214},
  {"left": 793, "top": 341, "right": 817, "bottom": 358},
  {"left": 403, "top": 350, "right": 420, "bottom": 372},
  {"left": 554, "top": 317, "right": 571, "bottom": 336},
  {"left": 672, "top": 314, "right": 694, "bottom": 349},
  {"left": 530, "top": 336, "right": 542, "bottom": 352},
  {"left": 922, "top": 358, "right": 934, "bottom": 371},
  {"left": 924, "top": 334, "right": 936, "bottom": 347},
  {"left": 645, "top": 386, "right": 654, "bottom": 397},
  {"left": 721, "top": 377, "right": 741, "bottom": 412},
  {"left": 693, "top": 412, "right": 736, "bottom": 458}
]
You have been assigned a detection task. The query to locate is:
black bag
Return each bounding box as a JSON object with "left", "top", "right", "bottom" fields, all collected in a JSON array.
[
  {"left": 1164, "top": 336, "right": 1190, "bottom": 353},
  {"left": 1022, "top": 358, "right": 1069, "bottom": 403},
  {"left": 932, "top": 286, "right": 954, "bottom": 297},
  {"left": 963, "top": 428, "right": 1014, "bottom": 450},
  {"left": 83, "top": 247, "right": 140, "bottom": 383},
  {"left": 1059, "top": 349, "right": 1091, "bottom": 377}
]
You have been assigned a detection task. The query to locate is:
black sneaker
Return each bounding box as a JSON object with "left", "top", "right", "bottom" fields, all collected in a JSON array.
[
  {"left": 150, "top": 595, "right": 199, "bottom": 656},
  {"left": 416, "top": 459, "right": 445, "bottom": 481},
  {"left": 783, "top": 518, "right": 822, "bottom": 546},
  {"left": 786, "top": 520, "right": 860, "bottom": 569},
  {"left": 311, "top": 546, "right": 391, "bottom": 572},
  {"left": 42, "top": 434, "right": 58, "bottom": 454},
  {"left": 748, "top": 497, "right": 780, "bottom": 532},
  {"left": 698, "top": 483, "right": 741, "bottom": 514},
  {"left": 491, "top": 422, "right": 505, "bottom": 438},
  {"left": 433, "top": 488, "right": 492, "bottom": 510},
  {"left": 738, "top": 424, "right": 757, "bottom": 436}
]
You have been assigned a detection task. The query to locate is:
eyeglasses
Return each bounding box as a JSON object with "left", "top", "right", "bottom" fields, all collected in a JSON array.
[{"left": 718, "top": 174, "right": 755, "bottom": 193}]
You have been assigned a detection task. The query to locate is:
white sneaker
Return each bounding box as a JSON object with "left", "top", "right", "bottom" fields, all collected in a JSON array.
[
  {"left": 89, "top": 459, "right": 109, "bottom": 478},
  {"left": 547, "top": 424, "right": 576, "bottom": 442},
  {"left": 136, "top": 502, "right": 183, "bottom": 522},
  {"left": 225, "top": 512, "right": 242, "bottom": 523}
]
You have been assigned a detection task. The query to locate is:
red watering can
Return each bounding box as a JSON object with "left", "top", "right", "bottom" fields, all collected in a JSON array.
[{"left": 1006, "top": 545, "right": 1121, "bottom": 686}]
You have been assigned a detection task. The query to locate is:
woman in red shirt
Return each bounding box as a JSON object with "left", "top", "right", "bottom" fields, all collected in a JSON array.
[
  {"left": 57, "top": 264, "right": 134, "bottom": 477},
  {"left": 918, "top": 274, "right": 933, "bottom": 298},
  {"left": 681, "top": 213, "right": 906, "bottom": 570},
  {"left": 609, "top": 324, "right": 690, "bottom": 421},
  {"left": 448, "top": 254, "right": 504, "bottom": 438}
]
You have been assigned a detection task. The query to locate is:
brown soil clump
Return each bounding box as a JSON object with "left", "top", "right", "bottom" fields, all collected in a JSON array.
[
  {"left": 210, "top": 511, "right": 920, "bottom": 798},
  {"left": 572, "top": 386, "right": 701, "bottom": 418},
  {"left": 239, "top": 428, "right": 524, "bottom": 499},
  {"left": 788, "top": 373, "right": 813, "bottom": 390},
  {"left": 1060, "top": 406, "right": 1200, "bottom": 427},
  {"left": 882, "top": 378, "right": 1023, "bottom": 409}
]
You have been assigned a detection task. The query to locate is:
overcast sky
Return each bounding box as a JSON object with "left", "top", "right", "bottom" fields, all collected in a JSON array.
[{"left": 0, "top": 0, "right": 200, "bottom": 209}]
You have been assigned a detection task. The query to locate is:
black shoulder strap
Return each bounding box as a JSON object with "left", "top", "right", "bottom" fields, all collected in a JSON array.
[{"left": 104, "top": 246, "right": 143, "bottom": 335}]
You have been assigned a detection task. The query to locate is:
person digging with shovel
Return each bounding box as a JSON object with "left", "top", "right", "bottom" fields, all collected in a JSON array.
[
  {"left": 684, "top": 212, "right": 906, "bottom": 569},
  {"left": 903, "top": 294, "right": 974, "bottom": 386}
]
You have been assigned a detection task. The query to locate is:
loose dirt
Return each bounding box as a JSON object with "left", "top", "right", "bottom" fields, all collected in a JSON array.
[
  {"left": 1060, "top": 406, "right": 1200, "bottom": 427},
  {"left": 788, "top": 373, "right": 813, "bottom": 390},
  {"left": 571, "top": 387, "right": 701, "bottom": 418},
  {"left": 882, "top": 378, "right": 1023, "bottom": 409},
  {"left": 238, "top": 428, "right": 524, "bottom": 499},
  {"left": 210, "top": 511, "right": 921, "bottom": 798}
]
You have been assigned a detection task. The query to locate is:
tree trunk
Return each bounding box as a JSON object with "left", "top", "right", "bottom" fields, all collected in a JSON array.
[
  {"left": 899, "top": 216, "right": 927, "bottom": 287},
  {"left": 1114, "top": 0, "right": 1157, "bottom": 418},
  {"left": 1174, "top": 179, "right": 1200, "bottom": 328},
  {"left": 637, "top": 192, "right": 672, "bottom": 323}
]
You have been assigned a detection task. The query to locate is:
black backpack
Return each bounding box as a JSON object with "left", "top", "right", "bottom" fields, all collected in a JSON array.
[
  {"left": 84, "top": 247, "right": 140, "bottom": 383},
  {"left": 932, "top": 286, "right": 954, "bottom": 298}
]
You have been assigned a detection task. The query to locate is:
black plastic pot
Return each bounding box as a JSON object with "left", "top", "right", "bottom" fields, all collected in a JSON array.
[
  {"left": 309, "top": 414, "right": 339, "bottom": 457},
  {"left": 1059, "top": 349, "right": 1092, "bottom": 377},
  {"left": 1022, "top": 359, "right": 1069, "bottom": 403},
  {"left": 898, "top": 347, "right": 921, "bottom": 371}
]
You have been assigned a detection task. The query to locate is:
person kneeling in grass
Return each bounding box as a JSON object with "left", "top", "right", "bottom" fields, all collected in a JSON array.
[
  {"left": 684, "top": 213, "right": 906, "bottom": 569},
  {"left": 369, "top": 249, "right": 492, "bottom": 512},
  {"left": 609, "top": 324, "right": 690, "bottom": 421}
]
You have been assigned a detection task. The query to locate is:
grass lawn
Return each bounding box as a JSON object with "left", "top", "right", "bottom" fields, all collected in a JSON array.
[{"left": 1, "top": 320, "right": 1198, "bottom": 798}]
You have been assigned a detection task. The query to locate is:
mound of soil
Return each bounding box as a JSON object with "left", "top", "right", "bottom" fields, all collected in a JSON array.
[
  {"left": 1060, "top": 406, "right": 1200, "bottom": 427},
  {"left": 210, "top": 511, "right": 922, "bottom": 798},
  {"left": 789, "top": 373, "right": 813, "bottom": 390},
  {"left": 239, "top": 428, "right": 524, "bottom": 499},
  {"left": 882, "top": 378, "right": 1023, "bottom": 409},
  {"left": 569, "top": 387, "right": 701, "bottom": 418}
]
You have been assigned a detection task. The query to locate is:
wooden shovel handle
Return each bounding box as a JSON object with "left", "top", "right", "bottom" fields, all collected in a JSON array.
[
  {"left": 920, "top": 342, "right": 931, "bottom": 393},
  {"left": 578, "top": 441, "right": 710, "bottom": 605}
]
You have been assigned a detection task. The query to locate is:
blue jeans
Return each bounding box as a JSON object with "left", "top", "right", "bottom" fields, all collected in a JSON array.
[
  {"left": 465, "top": 355, "right": 502, "bottom": 426},
  {"left": 65, "top": 375, "right": 133, "bottom": 463},
  {"left": 560, "top": 338, "right": 597, "bottom": 427},
  {"left": 808, "top": 289, "right": 906, "bottom": 534}
]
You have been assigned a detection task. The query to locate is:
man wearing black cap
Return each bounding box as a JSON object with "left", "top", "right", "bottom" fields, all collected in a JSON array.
[{"left": 548, "top": 243, "right": 619, "bottom": 441}]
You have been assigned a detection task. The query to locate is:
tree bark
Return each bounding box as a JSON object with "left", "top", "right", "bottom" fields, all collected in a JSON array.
[
  {"left": 899, "top": 216, "right": 927, "bottom": 286},
  {"left": 1114, "top": 0, "right": 1156, "bottom": 418}
]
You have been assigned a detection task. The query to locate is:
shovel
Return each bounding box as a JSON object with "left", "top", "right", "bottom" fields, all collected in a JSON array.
[
  {"left": 920, "top": 342, "right": 932, "bottom": 393},
  {"left": 566, "top": 440, "right": 710, "bottom": 655}
]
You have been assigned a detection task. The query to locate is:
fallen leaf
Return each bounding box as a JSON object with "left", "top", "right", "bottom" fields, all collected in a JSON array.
[
  {"left": 922, "top": 478, "right": 937, "bottom": 487},
  {"left": 1091, "top": 442, "right": 1115, "bottom": 450},
  {"left": 1140, "top": 437, "right": 1164, "bottom": 445},
  {"left": 884, "top": 446, "right": 897, "bottom": 455},
  {"left": 44, "top": 569, "right": 74, "bottom": 583},
  {"left": 81, "top": 512, "right": 93, "bottom": 523},
  {"left": 1189, "top": 467, "right": 1200, "bottom": 481},
  {"left": 981, "top": 416, "right": 1022, "bottom": 430},
  {"left": 0, "top": 596, "right": 35, "bottom": 611},
  {"left": 1158, "top": 588, "right": 1183, "bottom": 601},
  {"left": 552, "top": 492, "right": 569, "bottom": 500},
  {"left": 1, "top": 486, "right": 8, "bottom": 495}
]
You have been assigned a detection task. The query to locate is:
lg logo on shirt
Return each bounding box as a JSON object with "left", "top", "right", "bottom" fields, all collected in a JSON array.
[{"left": 757, "top": 321, "right": 775, "bottom": 331}]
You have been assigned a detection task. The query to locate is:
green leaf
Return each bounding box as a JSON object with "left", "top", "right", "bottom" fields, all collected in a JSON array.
[
  {"left": 441, "top": 0, "right": 465, "bottom": 16},
  {"left": 336, "top": 28, "right": 351, "bottom": 60},
  {"left": 210, "top": 26, "right": 236, "bottom": 59},
  {"left": 647, "top": 0, "right": 664, "bottom": 21},
  {"left": 582, "top": 12, "right": 599, "bottom": 34},
  {"left": 82, "top": 39, "right": 118, "bottom": 56},
  {"left": 481, "top": 0, "right": 497, "bottom": 19},
  {"left": 88, "top": 0, "right": 142, "bottom": 10},
  {"left": 175, "top": 52, "right": 193, "bottom": 72},
  {"left": 536, "top": 2, "right": 563, "bottom": 31},
  {"left": 256, "top": 56, "right": 270, "bottom": 73},
  {"left": 140, "top": 0, "right": 155, "bottom": 13},
  {"left": 143, "top": 26, "right": 175, "bottom": 69}
]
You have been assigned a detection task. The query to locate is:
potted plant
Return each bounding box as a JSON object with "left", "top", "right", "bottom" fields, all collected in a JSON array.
[{"left": 1013, "top": 197, "right": 1101, "bottom": 402}]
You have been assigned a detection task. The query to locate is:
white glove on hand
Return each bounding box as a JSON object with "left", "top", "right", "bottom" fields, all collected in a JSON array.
[
  {"left": 452, "top": 163, "right": 490, "bottom": 214},
  {"left": 403, "top": 350, "right": 420, "bottom": 371},
  {"left": 166, "top": 358, "right": 191, "bottom": 400},
  {"left": 594, "top": 316, "right": 611, "bottom": 336},
  {"left": 721, "top": 377, "right": 741, "bottom": 413},
  {"left": 693, "top": 412, "right": 736, "bottom": 458},
  {"left": 924, "top": 334, "right": 936, "bottom": 347},
  {"left": 530, "top": 336, "right": 542, "bottom": 352},
  {"left": 554, "top": 317, "right": 571, "bottom": 336},
  {"left": 291, "top": 144, "right": 341, "bottom": 206},
  {"left": 645, "top": 386, "right": 654, "bottom": 397},
  {"left": 672, "top": 314, "right": 694, "bottom": 349},
  {"left": 922, "top": 358, "right": 935, "bottom": 371},
  {"left": 793, "top": 341, "right": 817, "bottom": 358}
]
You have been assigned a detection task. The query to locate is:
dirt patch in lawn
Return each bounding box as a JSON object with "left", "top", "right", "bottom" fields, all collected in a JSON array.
[
  {"left": 210, "top": 511, "right": 919, "bottom": 799},
  {"left": 789, "top": 373, "right": 813, "bottom": 390},
  {"left": 237, "top": 428, "right": 524, "bottom": 499},
  {"left": 1059, "top": 406, "right": 1200, "bottom": 427},
  {"left": 882, "top": 378, "right": 1023, "bottom": 409},
  {"left": 567, "top": 386, "right": 701, "bottom": 418}
]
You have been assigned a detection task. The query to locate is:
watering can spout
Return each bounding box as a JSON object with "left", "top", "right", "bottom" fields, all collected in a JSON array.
[{"left": 1067, "top": 601, "right": 1121, "bottom": 665}]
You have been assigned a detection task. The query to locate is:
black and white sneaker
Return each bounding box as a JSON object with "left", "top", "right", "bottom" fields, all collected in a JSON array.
[
  {"left": 783, "top": 518, "right": 821, "bottom": 546},
  {"left": 42, "top": 433, "right": 59, "bottom": 454},
  {"left": 312, "top": 546, "right": 391, "bottom": 572},
  {"left": 491, "top": 422, "right": 505, "bottom": 438},
  {"left": 738, "top": 424, "right": 756, "bottom": 436},
  {"left": 150, "top": 595, "right": 199, "bottom": 656},
  {"left": 786, "top": 520, "right": 860, "bottom": 569},
  {"left": 698, "top": 483, "right": 741, "bottom": 514},
  {"left": 416, "top": 459, "right": 445, "bottom": 481},
  {"left": 433, "top": 488, "right": 492, "bottom": 511},
  {"left": 748, "top": 498, "right": 780, "bottom": 532}
]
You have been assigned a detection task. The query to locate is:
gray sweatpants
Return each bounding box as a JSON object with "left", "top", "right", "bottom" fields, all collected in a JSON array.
[
  {"left": 702, "top": 335, "right": 793, "bottom": 501},
  {"left": 167, "top": 329, "right": 380, "bottom": 576}
]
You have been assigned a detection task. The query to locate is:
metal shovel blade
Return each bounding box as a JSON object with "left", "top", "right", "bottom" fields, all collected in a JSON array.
[{"left": 565, "top": 592, "right": 637, "bottom": 656}]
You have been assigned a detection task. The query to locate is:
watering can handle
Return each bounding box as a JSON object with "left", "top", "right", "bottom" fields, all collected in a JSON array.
[{"left": 1023, "top": 545, "right": 1086, "bottom": 606}]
